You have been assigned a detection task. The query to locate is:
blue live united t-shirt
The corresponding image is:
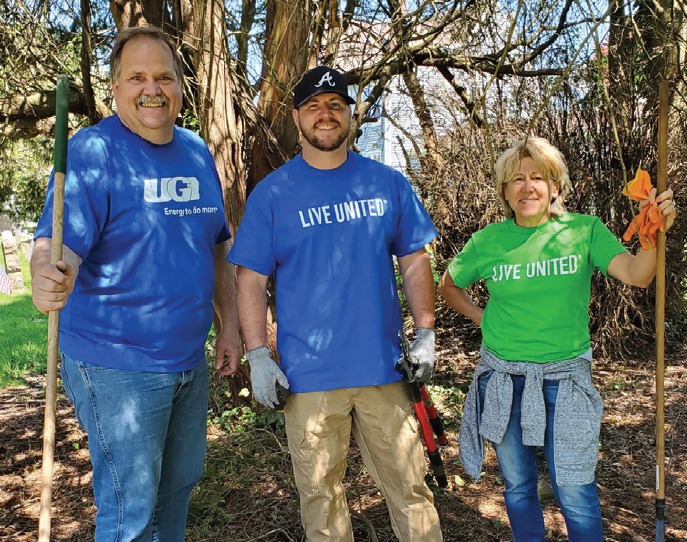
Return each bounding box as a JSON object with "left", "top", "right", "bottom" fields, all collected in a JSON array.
[
  {"left": 35, "top": 115, "right": 230, "bottom": 372},
  {"left": 229, "top": 151, "right": 437, "bottom": 393}
]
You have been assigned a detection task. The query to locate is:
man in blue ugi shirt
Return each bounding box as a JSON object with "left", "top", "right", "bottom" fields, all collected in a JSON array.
[
  {"left": 31, "top": 26, "right": 241, "bottom": 542},
  {"left": 229, "top": 66, "right": 443, "bottom": 541}
]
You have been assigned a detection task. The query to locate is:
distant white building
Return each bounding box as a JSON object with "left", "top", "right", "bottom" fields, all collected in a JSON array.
[
  {"left": 353, "top": 66, "right": 491, "bottom": 175},
  {"left": 354, "top": 67, "right": 456, "bottom": 173}
]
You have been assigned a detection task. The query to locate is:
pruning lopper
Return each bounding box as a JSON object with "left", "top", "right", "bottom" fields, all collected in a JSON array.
[{"left": 397, "top": 331, "right": 448, "bottom": 488}]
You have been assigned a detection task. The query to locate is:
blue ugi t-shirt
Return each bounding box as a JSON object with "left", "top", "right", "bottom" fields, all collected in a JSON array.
[
  {"left": 229, "top": 151, "right": 437, "bottom": 393},
  {"left": 35, "top": 115, "right": 230, "bottom": 372}
]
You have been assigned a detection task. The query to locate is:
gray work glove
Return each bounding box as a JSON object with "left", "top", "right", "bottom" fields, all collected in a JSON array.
[
  {"left": 408, "top": 328, "right": 436, "bottom": 384},
  {"left": 246, "top": 346, "right": 290, "bottom": 409}
]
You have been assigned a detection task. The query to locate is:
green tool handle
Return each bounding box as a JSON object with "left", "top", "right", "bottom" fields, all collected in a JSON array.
[{"left": 54, "top": 75, "right": 70, "bottom": 174}]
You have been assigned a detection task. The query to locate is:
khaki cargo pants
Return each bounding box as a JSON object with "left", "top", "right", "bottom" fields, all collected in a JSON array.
[{"left": 284, "top": 381, "right": 443, "bottom": 542}]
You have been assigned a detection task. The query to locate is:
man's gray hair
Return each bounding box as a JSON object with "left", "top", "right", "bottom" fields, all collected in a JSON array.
[{"left": 110, "top": 25, "right": 184, "bottom": 84}]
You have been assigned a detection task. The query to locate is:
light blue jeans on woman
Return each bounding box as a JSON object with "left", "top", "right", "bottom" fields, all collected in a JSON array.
[
  {"left": 478, "top": 372, "right": 603, "bottom": 542},
  {"left": 61, "top": 352, "right": 208, "bottom": 542}
]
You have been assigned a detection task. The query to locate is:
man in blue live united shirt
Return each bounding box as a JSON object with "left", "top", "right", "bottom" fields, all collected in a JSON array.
[
  {"left": 31, "top": 26, "right": 241, "bottom": 542},
  {"left": 229, "top": 67, "right": 443, "bottom": 541}
]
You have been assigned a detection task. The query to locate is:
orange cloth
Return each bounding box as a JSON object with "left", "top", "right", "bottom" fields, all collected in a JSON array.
[{"left": 622, "top": 169, "right": 664, "bottom": 250}]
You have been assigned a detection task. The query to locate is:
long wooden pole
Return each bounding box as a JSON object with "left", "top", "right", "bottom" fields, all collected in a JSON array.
[
  {"left": 38, "top": 74, "right": 69, "bottom": 542},
  {"left": 654, "top": 79, "right": 669, "bottom": 542}
]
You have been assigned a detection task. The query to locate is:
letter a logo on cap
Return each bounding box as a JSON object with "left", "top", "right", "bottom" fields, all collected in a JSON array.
[
  {"left": 294, "top": 66, "right": 354, "bottom": 108},
  {"left": 315, "top": 71, "right": 336, "bottom": 88}
]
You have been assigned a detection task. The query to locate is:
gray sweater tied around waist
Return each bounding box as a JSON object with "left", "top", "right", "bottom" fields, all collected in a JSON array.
[{"left": 459, "top": 347, "right": 603, "bottom": 487}]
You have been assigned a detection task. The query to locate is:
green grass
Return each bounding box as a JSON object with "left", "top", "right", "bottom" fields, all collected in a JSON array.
[{"left": 0, "top": 252, "right": 48, "bottom": 387}]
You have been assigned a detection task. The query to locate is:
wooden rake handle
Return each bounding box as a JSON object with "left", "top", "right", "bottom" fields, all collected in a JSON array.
[
  {"left": 38, "top": 74, "right": 69, "bottom": 542},
  {"left": 653, "top": 80, "right": 669, "bottom": 542}
]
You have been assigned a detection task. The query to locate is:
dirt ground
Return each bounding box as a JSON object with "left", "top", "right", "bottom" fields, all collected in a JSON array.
[{"left": 1, "top": 332, "right": 686, "bottom": 542}]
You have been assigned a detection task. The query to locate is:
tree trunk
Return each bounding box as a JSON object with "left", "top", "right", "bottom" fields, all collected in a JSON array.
[
  {"left": 246, "top": 0, "right": 312, "bottom": 194},
  {"left": 80, "top": 0, "right": 99, "bottom": 126},
  {"left": 401, "top": 68, "right": 445, "bottom": 189},
  {"left": 189, "top": 0, "right": 247, "bottom": 234},
  {"left": 636, "top": 0, "right": 682, "bottom": 118},
  {"left": 236, "top": 0, "right": 256, "bottom": 81},
  {"left": 109, "top": 0, "right": 147, "bottom": 30},
  {"left": 607, "top": 0, "right": 633, "bottom": 170}
]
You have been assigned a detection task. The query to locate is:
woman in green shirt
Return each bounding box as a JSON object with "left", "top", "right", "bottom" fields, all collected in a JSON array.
[{"left": 438, "top": 136, "right": 675, "bottom": 542}]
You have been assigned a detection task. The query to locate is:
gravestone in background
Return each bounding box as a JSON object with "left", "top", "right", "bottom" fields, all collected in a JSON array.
[
  {"left": 0, "top": 214, "right": 12, "bottom": 233},
  {"left": 1, "top": 230, "right": 27, "bottom": 292}
]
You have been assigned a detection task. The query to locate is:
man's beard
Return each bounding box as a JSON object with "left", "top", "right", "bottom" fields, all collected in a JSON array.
[{"left": 300, "top": 121, "right": 349, "bottom": 152}]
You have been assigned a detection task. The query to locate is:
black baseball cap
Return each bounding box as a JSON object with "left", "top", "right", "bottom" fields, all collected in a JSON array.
[{"left": 293, "top": 66, "right": 355, "bottom": 109}]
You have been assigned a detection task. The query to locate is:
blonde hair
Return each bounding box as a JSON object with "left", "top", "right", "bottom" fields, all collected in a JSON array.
[{"left": 494, "top": 136, "right": 571, "bottom": 219}]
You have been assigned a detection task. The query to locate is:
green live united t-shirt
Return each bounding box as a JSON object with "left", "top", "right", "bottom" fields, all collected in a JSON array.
[{"left": 448, "top": 213, "right": 627, "bottom": 362}]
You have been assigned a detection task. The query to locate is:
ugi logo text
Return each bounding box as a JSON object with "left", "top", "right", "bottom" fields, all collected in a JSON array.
[{"left": 144, "top": 177, "right": 201, "bottom": 203}]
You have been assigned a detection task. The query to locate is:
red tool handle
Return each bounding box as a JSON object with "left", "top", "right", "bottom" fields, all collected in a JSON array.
[{"left": 420, "top": 386, "right": 448, "bottom": 446}]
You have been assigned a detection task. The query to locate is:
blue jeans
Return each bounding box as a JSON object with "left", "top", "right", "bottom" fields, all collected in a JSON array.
[
  {"left": 478, "top": 372, "right": 603, "bottom": 542},
  {"left": 61, "top": 352, "right": 209, "bottom": 542}
]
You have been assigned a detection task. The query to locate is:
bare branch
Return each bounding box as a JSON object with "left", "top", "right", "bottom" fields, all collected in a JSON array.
[{"left": 436, "top": 66, "right": 484, "bottom": 127}]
